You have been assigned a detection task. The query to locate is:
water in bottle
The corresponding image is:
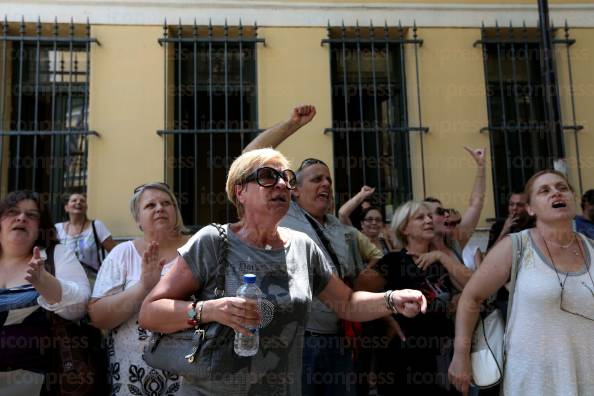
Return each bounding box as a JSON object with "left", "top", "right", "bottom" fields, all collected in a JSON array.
[{"left": 234, "top": 273, "right": 262, "bottom": 357}]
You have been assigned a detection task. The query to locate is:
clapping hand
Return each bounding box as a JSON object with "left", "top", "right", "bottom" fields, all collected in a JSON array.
[
  {"left": 25, "top": 246, "right": 49, "bottom": 286},
  {"left": 140, "top": 241, "right": 165, "bottom": 292}
]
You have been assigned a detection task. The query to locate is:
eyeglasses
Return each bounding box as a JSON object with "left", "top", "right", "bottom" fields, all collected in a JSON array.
[
  {"left": 363, "top": 217, "right": 383, "bottom": 224},
  {"left": 444, "top": 219, "right": 461, "bottom": 227},
  {"left": 559, "top": 275, "right": 594, "bottom": 322},
  {"left": 3, "top": 207, "right": 41, "bottom": 221},
  {"left": 134, "top": 182, "right": 170, "bottom": 194},
  {"left": 243, "top": 167, "right": 297, "bottom": 190},
  {"left": 435, "top": 207, "right": 449, "bottom": 217},
  {"left": 297, "top": 158, "right": 327, "bottom": 172}
]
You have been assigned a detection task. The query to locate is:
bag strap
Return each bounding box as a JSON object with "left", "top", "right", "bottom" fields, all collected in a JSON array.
[
  {"left": 209, "top": 223, "right": 229, "bottom": 298},
  {"left": 506, "top": 231, "right": 525, "bottom": 324},
  {"left": 304, "top": 214, "right": 343, "bottom": 278},
  {"left": 91, "top": 219, "right": 106, "bottom": 266}
]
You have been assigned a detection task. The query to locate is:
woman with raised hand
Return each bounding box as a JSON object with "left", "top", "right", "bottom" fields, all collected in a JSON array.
[
  {"left": 88, "top": 182, "right": 188, "bottom": 395},
  {"left": 448, "top": 170, "right": 594, "bottom": 396},
  {"left": 0, "top": 190, "right": 90, "bottom": 394},
  {"left": 139, "top": 148, "right": 427, "bottom": 396}
]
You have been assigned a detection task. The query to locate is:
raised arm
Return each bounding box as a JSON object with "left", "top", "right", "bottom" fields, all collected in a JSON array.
[
  {"left": 243, "top": 105, "right": 316, "bottom": 152},
  {"left": 457, "top": 146, "right": 487, "bottom": 249},
  {"left": 448, "top": 236, "right": 513, "bottom": 395},
  {"left": 337, "top": 186, "right": 375, "bottom": 226}
]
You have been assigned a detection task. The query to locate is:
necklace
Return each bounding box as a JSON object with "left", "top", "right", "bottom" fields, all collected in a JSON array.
[
  {"left": 544, "top": 232, "right": 580, "bottom": 256},
  {"left": 540, "top": 231, "right": 594, "bottom": 290}
]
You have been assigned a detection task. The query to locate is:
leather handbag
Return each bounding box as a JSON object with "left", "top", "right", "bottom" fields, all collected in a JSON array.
[
  {"left": 470, "top": 231, "right": 525, "bottom": 388},
  {"left": 142, "top": 223, "right": 235, "bottom": 378}
]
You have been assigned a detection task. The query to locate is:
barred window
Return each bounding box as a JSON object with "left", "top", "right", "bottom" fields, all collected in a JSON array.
[
  {"left": 323, "top": 23, "right": 426, "bottom": 220},
  {"left": 478, "top": 23, "right": 581, "bottom": 216},
  {"left": 0, "top": 19, "right": 97, "bottom": 219},
  {"left": 159, "top": 21, "right": 264, "bottom": 229}
]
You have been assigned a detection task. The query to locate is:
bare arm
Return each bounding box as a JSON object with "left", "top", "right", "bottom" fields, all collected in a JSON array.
[
  {"left": 139, "top": 256, "right": 259, "bottom": 336},
  {"left": 457, "top": 146, "right": 487, "bottom": 249},
  {"left": 243, "top": 105, "right": 316, "bottom": 152},
  {"left": 410, "top": 250, "right": 473, "bottom": 290},
  {"left": 448, "top": 237, "right": 513, "bottom": 395},
  {"left": 102, "top": 236, "right": 117, "bottom": 252},
  {"left": 88, "top": 241, "right": 163, "bottom": 330},
  {"left": 337, "top": 186, "right": 375, "bottom": 226},
  {"left": 318, "top": 275, "right": 426, "bottom": 322}
]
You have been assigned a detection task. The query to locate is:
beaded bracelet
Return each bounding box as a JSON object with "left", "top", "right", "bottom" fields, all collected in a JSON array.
[{"left": 187, "top": 298, "right": 204, "bottom": 327}]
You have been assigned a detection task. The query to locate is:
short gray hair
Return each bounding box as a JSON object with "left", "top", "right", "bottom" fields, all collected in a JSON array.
[{"left": 390, "top": 200, "right": 430, "bottom": 248}]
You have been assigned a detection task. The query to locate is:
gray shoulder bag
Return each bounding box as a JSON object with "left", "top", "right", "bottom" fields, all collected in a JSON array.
[{"left": 142, "top": 223, "right": 235, "bottom": 378}]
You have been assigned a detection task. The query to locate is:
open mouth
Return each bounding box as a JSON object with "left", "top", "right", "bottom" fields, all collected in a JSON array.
[
  {"left": 317, "top": 191, "right": 330, "bottom": 200},
  {"left": 12, "top": 226, "right": 27, "bottom": 232},
  {"left": 552, "top": 201, "right": 567, "bottom": 209}
]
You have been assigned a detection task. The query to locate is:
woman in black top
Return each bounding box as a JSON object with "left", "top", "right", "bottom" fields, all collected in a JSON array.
[{"left": 357, "top": 201, "right": 472, "bottom": 395}]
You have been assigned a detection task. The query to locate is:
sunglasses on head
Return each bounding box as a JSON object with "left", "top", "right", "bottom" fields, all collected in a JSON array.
[
  {"left": 297, "top": 158, "right": 328, "bottom": 172},
  {"left": 243, "top": 167, "right": 297, "bottom": 190},
  {"left": 134, "top": 182, "right": 171, "bottom": 194}
]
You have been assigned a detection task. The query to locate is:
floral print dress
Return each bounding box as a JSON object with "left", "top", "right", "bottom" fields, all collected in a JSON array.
[{"left": 92, "top": 241, "right": 182, "bottom": 396}]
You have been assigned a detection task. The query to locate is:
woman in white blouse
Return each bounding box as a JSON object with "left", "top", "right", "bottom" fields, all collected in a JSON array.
[
  {"left": 0, "top": 190, "right": 90, "bottom": 394},
  {"left": 88, "top": 182, "right": 189, "bottom": 396},
  {"left": 55, "top": 193, "right": 116, "bottom": 284}
]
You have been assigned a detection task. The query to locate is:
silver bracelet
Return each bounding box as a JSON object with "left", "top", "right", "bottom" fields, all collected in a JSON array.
[{"left": 384, "top": 290, "right": 399, "bottom": 314}]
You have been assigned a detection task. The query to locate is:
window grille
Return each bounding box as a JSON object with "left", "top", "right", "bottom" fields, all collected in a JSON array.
[
  {"left": 476, "top": 22, "right": 582, "bottom": 216},
  {"left": 0, "top": 17, "right": 98, "bottom": 220},
  {"left": 322, "top": 22, "right": 427, "bottom": 221},
  {"left": 158, "top": 20, "right": 264, "bottom": 229}
]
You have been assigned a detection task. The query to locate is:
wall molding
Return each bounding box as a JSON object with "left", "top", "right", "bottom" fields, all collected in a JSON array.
[{"left": 1, "top": 1, "right": 593, "bottom": 27}]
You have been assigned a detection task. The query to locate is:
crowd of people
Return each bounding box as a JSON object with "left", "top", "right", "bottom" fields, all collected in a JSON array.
[{"left": 0, "top": 105, "right": 593, "bottom": 396}]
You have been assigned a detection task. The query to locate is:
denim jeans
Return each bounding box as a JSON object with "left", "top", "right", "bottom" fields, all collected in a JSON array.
[{"left": 302, "top": 333, "right": 357, "bottom": 396}]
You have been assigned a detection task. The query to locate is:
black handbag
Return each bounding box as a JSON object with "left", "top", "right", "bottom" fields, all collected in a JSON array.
[{"left": 142, "top": 223, "right": 236, "bottom": 378}]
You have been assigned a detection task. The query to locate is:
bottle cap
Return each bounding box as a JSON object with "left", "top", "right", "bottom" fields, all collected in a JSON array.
[{"left": 243, "top": 274, "right": 257, "bottom": 284}]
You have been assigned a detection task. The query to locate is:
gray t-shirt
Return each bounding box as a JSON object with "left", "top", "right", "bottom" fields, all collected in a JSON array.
[
  {"left": 178, "top": 224, "right": 333, "bottom": 396},
  {"left": 280, "top": 201, "right": 364, "bottom": 333}
]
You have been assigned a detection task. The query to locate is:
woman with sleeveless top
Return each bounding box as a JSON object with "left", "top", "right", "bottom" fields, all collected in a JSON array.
[
  {"left": 449, "top": 170, "right": 594, "bottom": 396},
  {"left": 0, "top": 191, "right": 90, "bottom": 394}
]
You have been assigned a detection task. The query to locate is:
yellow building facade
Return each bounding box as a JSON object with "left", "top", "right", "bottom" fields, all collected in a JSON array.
[{"left": 1, "top": 0, "right": 593, "bottom": 239}]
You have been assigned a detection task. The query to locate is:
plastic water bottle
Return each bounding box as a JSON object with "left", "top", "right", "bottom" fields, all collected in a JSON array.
[{"left": 234, "top": 273, "right": 261, "bottom": 357}]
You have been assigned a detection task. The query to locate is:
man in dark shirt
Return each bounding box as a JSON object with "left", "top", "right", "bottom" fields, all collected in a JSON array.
[
  {"left": 487, "top": 192, "right": 534, "bottom": 250},
  {"left": 574, "top": 189, "right": 594, "bottom": 239}
]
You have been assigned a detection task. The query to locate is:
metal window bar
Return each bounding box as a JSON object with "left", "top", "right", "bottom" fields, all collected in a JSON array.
[
  {"left": 0, "top": 17, "right": 99, "bottom": 221},
  {"left": 158, "top": 20, "right": 264, "bottom": 229},
  {"left": 322, "top": 22, "right": 427, "bottom": 221},
  {"left": 475, "top": 22, "right": 582, "bottom": 216}
]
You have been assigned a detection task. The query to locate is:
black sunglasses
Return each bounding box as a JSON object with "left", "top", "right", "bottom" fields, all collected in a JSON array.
[
  {"left": 297, "top": 158, "right": 328, "bottom": 172},
  {"left": 134, "top": 182, "right": 171, "bottom": 194},
  {"left": 243, "top": 167, "right": 297, "bottom": 190}
]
